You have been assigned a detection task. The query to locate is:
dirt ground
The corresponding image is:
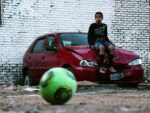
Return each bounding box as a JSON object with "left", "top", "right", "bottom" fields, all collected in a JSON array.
[{"left": 0, "top": 82, "right": 150, "bottom": 113}]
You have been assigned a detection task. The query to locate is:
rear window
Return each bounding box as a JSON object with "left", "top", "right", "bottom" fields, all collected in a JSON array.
[
  {"left": 32, "top": 39, "right": 44, "bottom": 53},
  {"left": 59, "top": 33, "right": 88, "bottom": 47}
]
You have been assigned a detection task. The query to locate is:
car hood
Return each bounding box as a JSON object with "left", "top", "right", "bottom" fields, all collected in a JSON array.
[
  {"left": 64, "top": 46, "right": 98, "bottom": 61},
  {"left": 65, "top": 46, "right": 140, "bottom": 65},
  {"left": 114, "top": 48, "right": 139, "bottom": 65}
]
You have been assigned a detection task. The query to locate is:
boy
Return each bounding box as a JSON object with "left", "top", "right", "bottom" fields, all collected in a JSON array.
[{"left": 88, "top": 12, "right": 116, "bottom": 73}]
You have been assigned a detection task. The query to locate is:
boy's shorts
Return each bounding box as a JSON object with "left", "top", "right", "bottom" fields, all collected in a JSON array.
[{"left": 94, "top": 41, "right": 112, "bottom": 50}]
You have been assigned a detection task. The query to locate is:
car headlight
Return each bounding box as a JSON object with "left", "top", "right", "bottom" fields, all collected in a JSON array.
[
  {"left": 128, "top": 58, "right": 142, "bottom": 66},
  {"left": 79, "top": 60, "right": 98, "bottom": 67}
]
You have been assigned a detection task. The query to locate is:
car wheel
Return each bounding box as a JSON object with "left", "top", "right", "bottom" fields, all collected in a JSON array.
[
  {"left": 64, "top": 67, "right": 76, "bottom": 79},
  {"left": 24, "top": 73, "right": 33, "bottom": 86}
]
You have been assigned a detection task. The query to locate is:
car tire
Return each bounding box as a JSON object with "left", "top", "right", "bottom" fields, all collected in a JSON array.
[
  {"left": 64, "top": 67, "right": 76, "bottom": 79},
  {"left": 24, "top": 72, "right": 33, "bottom": 86}
]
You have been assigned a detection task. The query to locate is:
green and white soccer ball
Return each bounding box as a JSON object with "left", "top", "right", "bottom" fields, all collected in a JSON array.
[{"left": 39, "top": 67, "right": 77, "bottom": 105}]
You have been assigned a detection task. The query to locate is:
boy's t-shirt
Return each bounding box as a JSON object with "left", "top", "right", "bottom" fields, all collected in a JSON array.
[{"left": 88, "top": 23, "right": 109, "bottom": 46}]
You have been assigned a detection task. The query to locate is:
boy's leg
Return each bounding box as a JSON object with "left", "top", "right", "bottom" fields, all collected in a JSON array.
[
  {"left": 103, "top": 42, "right": 117, "bottom": 73},
  {"left": 94, "top": 41, "right": 106, "bottom": 73}
]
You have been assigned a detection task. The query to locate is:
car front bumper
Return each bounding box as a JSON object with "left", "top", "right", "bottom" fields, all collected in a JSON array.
[
  {"left": 72, "top": 65, "right": 144, "bottom": 84},
  {"left": 115, "top": 65, "right": 144, "bottom": 84},
  {"left": 72, "top": 66, "right": 98, "bottom": 81}
]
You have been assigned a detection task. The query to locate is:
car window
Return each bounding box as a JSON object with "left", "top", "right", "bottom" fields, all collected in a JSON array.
[
  {"left": 45, "top": 35, "right": 57, "bottom": 51},
  {"left": 32, "top": 39, "right": 44, "bottom": 53},
  {"left": 59, "top": 33, "right": 88, "bottom": 47}
]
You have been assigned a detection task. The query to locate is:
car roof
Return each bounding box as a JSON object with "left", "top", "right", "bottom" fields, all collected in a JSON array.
[
  {"left": 36, "top": 32, "right": 87, "bottom": 40},
  {"left": 49, "top": 32, "right": 87, "bottom": 36}
]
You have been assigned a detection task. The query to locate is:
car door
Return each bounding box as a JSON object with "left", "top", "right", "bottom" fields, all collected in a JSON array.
[
  {"left": 41, "top": 35, "right": 61, "bottom": 72},
  {"left": 29, "top": 37, "right": 45, "bottom": 81}
]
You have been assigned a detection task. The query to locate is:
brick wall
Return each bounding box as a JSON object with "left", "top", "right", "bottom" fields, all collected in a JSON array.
[
  {"left": 0, "top": 0, "right": 149, "bottom": 84},
  {"left": 110, "top": 0, "right": 150, "bottom": 77}
]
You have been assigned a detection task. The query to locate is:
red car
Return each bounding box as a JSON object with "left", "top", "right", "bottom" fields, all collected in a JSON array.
[{"left": 22, "top": 32, "right": 144, "bottom": 86}]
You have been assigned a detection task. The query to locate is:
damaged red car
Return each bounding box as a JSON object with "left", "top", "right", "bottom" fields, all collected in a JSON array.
[{"left": 22, "top": 32, "right": 144, "bottom": 86}]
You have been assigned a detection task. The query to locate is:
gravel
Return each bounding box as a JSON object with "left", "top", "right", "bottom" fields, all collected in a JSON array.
[{"left": 0, "top": 81, "right": 150, "bottom": 113}]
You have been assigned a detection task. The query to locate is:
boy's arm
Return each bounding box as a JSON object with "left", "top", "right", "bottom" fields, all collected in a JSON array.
[
  {"left": 88, "top": 24, "right": 95, "bottom": 47},
  {"left": 105, "top": 24, "right": 115, "bottom": 46},
  {"left": 105, "top": 24, "right": 110, "bottom": 42}
]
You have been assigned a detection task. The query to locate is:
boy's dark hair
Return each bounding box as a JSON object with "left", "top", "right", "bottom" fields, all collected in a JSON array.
[{"left": 95, "top": 12, "right": 103, "bottom": 18}]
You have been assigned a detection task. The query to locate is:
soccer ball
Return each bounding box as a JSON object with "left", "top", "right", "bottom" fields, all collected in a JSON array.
[{"left": 39, "top": 67, "right": 77, "bottom": 105}]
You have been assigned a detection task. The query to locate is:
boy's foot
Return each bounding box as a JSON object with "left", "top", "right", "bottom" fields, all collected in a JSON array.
[
  {"left": 99, "top": 67, "right": 106, "bottom": 73},
  {"left": 109, "top": 67, "right": 117, "bottom": 73}
]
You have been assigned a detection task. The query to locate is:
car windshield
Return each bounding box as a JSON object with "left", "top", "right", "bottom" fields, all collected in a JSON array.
[{"left": 59, "top": 33, "right": 88, "bottom": 47}]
